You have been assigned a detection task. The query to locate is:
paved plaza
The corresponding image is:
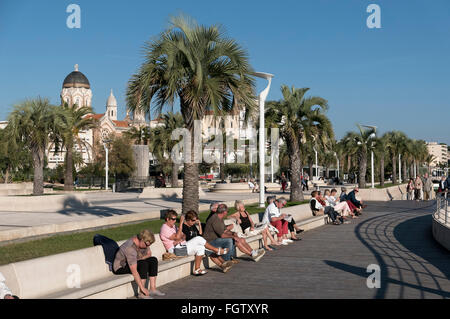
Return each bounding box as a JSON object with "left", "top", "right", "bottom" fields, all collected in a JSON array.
[{"left": 158, "top": 200, "right": 450, "bottom": 299}]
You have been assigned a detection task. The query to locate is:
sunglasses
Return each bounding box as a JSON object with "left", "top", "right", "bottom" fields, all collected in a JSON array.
[
  {"left": 189, "top": 219, "right": 197, "bottom": 222},
  {"left": 144, "top": 241, "right": 151, "bottom": 247},
  {"left": 169, "top": 217, "right": 177, "bottom": 221}
]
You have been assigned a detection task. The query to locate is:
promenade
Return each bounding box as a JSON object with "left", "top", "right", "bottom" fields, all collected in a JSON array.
[{"left": 160, "top": 200, "right": 450, "bottom": 299}]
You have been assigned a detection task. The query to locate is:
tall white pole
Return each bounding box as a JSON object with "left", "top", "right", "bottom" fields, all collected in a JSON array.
[
  {"left": 104, "top": 144, "right": 109, "bottom": 191},
  {"left": 371, "top": 150, "right": 375, "bottom": 188},
  {"left": 399, "top": 154, "right": 402, "bottom": 184},
  {"left": 254, "top": 72, "right": 273, "bottom": 208},
  {"left": 271, "top": 152, "right": 274, "bottom": 183}
]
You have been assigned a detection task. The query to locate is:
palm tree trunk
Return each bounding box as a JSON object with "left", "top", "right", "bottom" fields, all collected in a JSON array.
[
  {"left": 289, "top": 144, "right": 304, "bottom": 202},
  {"left": 182, "top": 125, "right": 199, "bottom": 214},
  {"left": 358, "top": 150, "right": 367, "bottom": 188},
  {"left": 392, "top": 155, "right": 397, "bottom": 184},
  {"left": 380, "top": 155, "right": 385, "bottom": 187},
  {"left": 172, "top": 162, "right": 179, "bottom": 188},
  {"left": 402, "top": 160, "right": 407, "bottom": 184},
  {"left": 32, "top": 147, "right": 45, "bottom": 195},
  {"left": 64, "top": 144, "right": 74, "bottom": 191},
  {"left": 308, "top": 159, "right": 313, "bottom": 181}
]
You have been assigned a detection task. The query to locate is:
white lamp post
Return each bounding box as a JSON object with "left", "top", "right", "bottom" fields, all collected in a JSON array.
[
  {"left": 399, "top": 154, "right": 402, "bottom": 184},
  {"left": 102, "top": 140, "right": 111, "bottom": 191},
  {"left": 254, "top": 72, "right": 274, "bottom": 208},
  {"left": 334, "top": 152, "right": 340, "bottom": 180}
]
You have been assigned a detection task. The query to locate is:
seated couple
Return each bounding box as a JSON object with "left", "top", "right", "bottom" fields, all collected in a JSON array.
[
  {"left": 324, "top": 189, "right": 358, "bottom": 219},
  {"left": 159, "top": 210, "right": 230, "bottom": 275},
  {"left": 262, "top": 196, "right": 304, "bottom": 245},
  {"left": 310, "top": 191, "right": 343, "bottom": 225},
  {"left": 228, "top": 200, "right": 280, "bottom": 251},
  {"left": 340, "top": 187, "right": 367, "bottom": 215}
]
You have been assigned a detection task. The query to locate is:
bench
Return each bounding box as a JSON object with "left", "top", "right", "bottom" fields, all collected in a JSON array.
[{"left": 0, "top": 204, "right": 328, "bottom": 299}]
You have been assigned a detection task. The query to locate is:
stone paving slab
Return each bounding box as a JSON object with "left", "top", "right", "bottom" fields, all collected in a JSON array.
[{"left": 156, "top": 200, "right": 450, "bottom": 299}]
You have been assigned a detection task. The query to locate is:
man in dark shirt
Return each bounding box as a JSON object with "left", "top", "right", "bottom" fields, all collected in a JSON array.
[{"left": 348, "top": 187, "right": 367, "bottom": 213}]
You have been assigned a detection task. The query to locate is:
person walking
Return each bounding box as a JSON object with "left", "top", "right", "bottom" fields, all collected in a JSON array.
[
  {"left": 407, "top": 178, "right": 415, "bottom": 200},
  {"left": 423, "top": 173, "right": 434, "bottom": 201},
  {"left": 414, "top": 175, "right": 423, "bottom": 201}
]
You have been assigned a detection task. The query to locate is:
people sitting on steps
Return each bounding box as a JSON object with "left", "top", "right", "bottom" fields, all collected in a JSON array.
[
  {"left": 203, "top": 203, "right": 266, "bottom": 263},
  {"left": 112, "top": 229, "right": 165, "bottom": 299},
  {"left": 0, "top": 272, "right": 19, "bottom": 299},
  {"left": 181, "top": 210, "right": 233, "bottom": 273},
  {"left": 229, "top": 200, "right": 279, "bottom": 251},
  {"left": 264, "top": 197, "right": 298, "bottom": 245},
  {"left": 310, "top": 191, "right": 341, "bottom": 225},
  {"left": 324, "top": 189, "right": 356, "bottom": 220}
]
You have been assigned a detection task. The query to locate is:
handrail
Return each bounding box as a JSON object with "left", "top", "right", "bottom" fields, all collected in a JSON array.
[{"left": 435, "top": 191, "right": 449, "bottom": 226}]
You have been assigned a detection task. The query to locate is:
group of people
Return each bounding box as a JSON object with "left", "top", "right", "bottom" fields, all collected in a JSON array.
[
  {"left": 310, "top": 187, "right": 366, "bottom": 225},
  {"left": 406, "top": 173, "right": 434, "bottom": 201},
  {"left": 407, "top": 173, "right": 450, "bottom": 201},
  {"left": 106, "top": 196, "right": 304, "bottom": 299}
]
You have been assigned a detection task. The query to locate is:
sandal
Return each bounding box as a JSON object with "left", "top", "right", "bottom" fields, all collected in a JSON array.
[
  {"left": 216, "top": 247, "right": 229, "bottom": 256},
  {"left": 193, "top": 268, "right": 207, "bottom": 276}
]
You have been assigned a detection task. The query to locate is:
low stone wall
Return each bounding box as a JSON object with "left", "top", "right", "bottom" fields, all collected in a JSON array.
[
  {"left": 432, "top": 216, "right": 450, "bottom": 251},
  {"left": 0, "top": 193, "right": 90, "bottom": 212},
  {"left": 356, "top": 184, "right": 408, "bottom": 201},
  {"left": 139, "top": 186, "right": 206, "bottom": 199}
]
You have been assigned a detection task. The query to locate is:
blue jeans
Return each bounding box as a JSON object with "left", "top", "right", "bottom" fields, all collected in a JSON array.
[{"left": 208, "top": 237, "right": 235, "bottom": 261}]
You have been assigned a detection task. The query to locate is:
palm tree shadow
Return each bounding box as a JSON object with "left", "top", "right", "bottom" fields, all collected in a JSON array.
[{"left": 58, "top": 196, "right": 134, "bottom": 217}]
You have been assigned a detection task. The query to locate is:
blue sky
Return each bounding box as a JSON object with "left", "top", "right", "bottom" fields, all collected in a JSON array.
[{"left": 1, "top": 0, "right": 449, "bottom": 144}]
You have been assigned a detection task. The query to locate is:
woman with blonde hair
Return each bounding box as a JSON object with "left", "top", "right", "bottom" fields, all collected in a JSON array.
[{"left": 229, "top": 200, "right": 279, "bottom": 251}]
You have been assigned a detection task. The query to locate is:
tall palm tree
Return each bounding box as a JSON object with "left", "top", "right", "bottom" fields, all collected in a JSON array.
[
  {"left": 375, "top": 134, "right": 388, "bottom": 187},
  {"left": 149, "top": 112, "right": 184, "bottom": 187},
  {"left": 266, "top": 85, "right": 333, "bottom": 201},
  {"left": 54, "top": 103, "right": 97, "bottom": 191},
  {"left": 385, "top": 131, "right": 407, "bottom": 184},
  {"left": 126, "top": 16, "right": 256, "bottom": 213},
  {"left": 7, "top": 97, "right": 58, "bottom": 195},
  {"left": 342, "top": 125, "right": 376, "bottom": 188}
]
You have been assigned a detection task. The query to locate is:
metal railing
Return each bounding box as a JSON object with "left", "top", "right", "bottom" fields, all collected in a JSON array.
[{"left": 435, "top": 192, "right": 449, "bottom": 226}]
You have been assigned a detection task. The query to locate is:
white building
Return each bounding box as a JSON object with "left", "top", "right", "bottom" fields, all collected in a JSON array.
[{"left": 426, "top": 142, "right": 448, "bottom": 167}]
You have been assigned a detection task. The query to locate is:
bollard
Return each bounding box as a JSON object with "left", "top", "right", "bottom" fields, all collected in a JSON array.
[{"left": 112, "top": 183, "right": 116, "bottom": 193}]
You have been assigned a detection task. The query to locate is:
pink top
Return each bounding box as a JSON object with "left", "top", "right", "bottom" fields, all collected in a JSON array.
[{"left": 159, "top": 223, "right": 186, "bottom": 252}]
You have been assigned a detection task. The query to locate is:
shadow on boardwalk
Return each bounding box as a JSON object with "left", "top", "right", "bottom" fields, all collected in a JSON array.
[{"left": 325, "top": 201, "right": 450, "bottom": 299}]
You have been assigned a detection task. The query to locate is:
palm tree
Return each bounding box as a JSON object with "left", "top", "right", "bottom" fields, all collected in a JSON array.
[
  {"left": 385, "top": 131, "right": 407, "bottom": 184},
  {"left": 149, "top": 112, "right": 184, "bottom": 187},
  {"left": 375, "top": 134, "right": 388, "bottom": 187},
  {"left": 266, "top": 85, "right": 333, "bottom": 201},
  {"left": 342, "top": 125, "right": 376, "bottom": 188},
  {"left": 126, "top": 16, "right": 256, "bottom": 213},
  {"left": 124, "top": 125, "right": 151, "bottom": 145},
  {"left": 53, "top": 103, "right": 97, "bottom": 191},
  {"left": 7, "top": 97, "right": 58, "bottom": 195}
]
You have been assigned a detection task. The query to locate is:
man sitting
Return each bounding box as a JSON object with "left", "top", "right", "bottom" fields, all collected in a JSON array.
[
  {"left": 204, "top": 204, "right": 265, "bottom": 262},
  {"left": 310, "top": 191, "right": 341, "bottom": 225},
  {"left": 265, "top": 197, "right": 296, "bottom": 245},
  {"left": 348, "top": 187, "right": 366, "bottom": 215}
]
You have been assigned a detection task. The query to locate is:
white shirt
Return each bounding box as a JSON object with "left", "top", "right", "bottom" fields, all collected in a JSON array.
[
  {"left": 0, "top": 272, "right": 12, "bottom": 299},
  {"left": 325, "top": 195, "right": 337, "bottom": 207},
  {"left": 265, "top": 202, "right": 281, "bottom": 223}
]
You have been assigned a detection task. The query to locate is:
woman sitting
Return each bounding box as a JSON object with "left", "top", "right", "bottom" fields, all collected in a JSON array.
[
  {"left": 229, "top": 200, "right": 280, "bottom": 251},
  {"left": 112, "top": 229, "right": 165, "bottom": 299},
  {"left": 325, "top": 189, "right": 356, "bottom": 219}
]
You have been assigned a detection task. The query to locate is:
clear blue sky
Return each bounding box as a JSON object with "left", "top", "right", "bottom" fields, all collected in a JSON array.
[{"left": 1, "top": 0, "right": 449, "bottom": 144}]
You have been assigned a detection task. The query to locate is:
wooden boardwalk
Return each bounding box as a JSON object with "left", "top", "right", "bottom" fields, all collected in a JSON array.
[{"left": 159, "top": 200, "right": 450, "bottom": 299}]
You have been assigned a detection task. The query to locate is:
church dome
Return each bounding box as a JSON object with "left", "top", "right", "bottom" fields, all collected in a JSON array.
[
  {"left": 62, "top": 64, "right": 90, "bottom": 89},
  {"left": 107, "top": 89, "right": 117, "bottom": 107}
]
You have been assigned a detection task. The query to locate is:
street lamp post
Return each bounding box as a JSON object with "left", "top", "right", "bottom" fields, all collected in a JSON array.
[
  {"left": 399, "top": 154, "right": 402, "bottom": 184},
  {"left": 103, "top": 143, "right": 109, "bottom": 191},
  {"left": 361, "top": 125, "right": 377, "bottom": 188},
  {"left": 254, "top": 72, "right": 274, "bottom": 208}
]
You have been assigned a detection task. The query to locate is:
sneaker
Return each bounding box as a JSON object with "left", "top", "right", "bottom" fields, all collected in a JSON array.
[
  {"left": 252, "top": 249, "right": 266, "bottom": 262},
  {"left": 149, "top": 289, "right": 166, "bottom": 297},
  {"left": 138, "top": 293, "right": 153, "bottom": 299},
  {"left": 230, "top": 258, "right": 240, "bottom": 264},
  {"left": 221, "top": 261, "right": 233, "bottom": 273},
  {"left": 284, "top": 239, "right": 294, "bottom": 243},
  {"left": 281, "top": 240, "right": 289, "bottom": 245}
]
